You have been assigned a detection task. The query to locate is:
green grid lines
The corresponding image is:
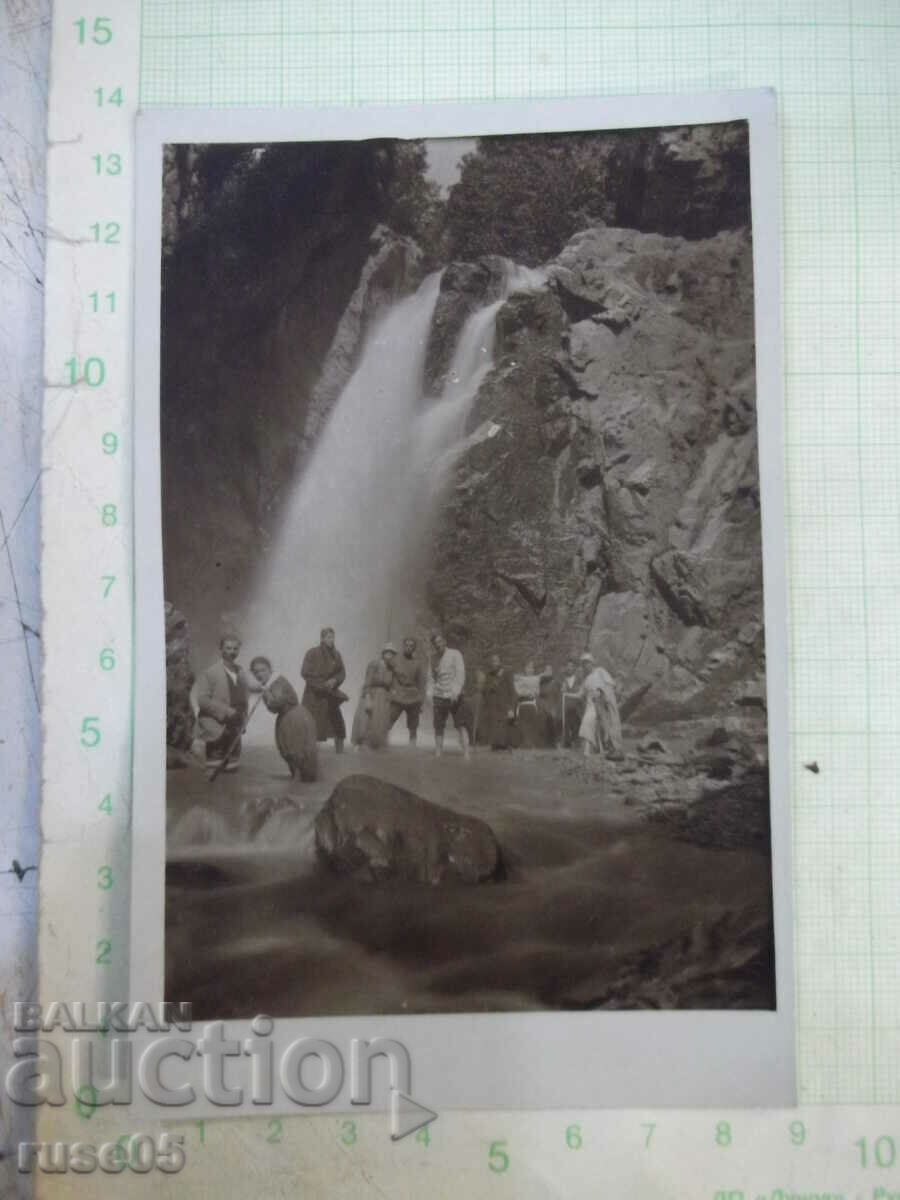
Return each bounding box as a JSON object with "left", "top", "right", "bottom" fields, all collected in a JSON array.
[{"left": 139, "top": 0, "right": 900, "bottom": 1105}]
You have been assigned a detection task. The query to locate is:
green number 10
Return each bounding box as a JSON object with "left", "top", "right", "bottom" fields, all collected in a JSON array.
[
  {"left": 64, "top": 356, "right": 105, "bottom": 387},
  {"left": 856, "top": 1136, "right": 897, "bottom": 1168}
]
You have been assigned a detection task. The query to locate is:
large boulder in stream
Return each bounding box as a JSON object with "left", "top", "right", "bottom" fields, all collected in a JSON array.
[{"left": 315, "top": 775, "right": 502, "bottom": 885}]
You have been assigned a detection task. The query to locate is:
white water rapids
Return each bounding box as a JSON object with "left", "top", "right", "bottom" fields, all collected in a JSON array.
[{"left": 244, "top": 261, "right": 545, "bottom": 701}]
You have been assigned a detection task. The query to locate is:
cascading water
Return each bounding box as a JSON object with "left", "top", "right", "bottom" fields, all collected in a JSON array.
[
  {"left": 415, "top": 262, "right": 546, "bottom": 482},
  {"left": 243, "top": 260, "right": 545, "bottom": 708}
]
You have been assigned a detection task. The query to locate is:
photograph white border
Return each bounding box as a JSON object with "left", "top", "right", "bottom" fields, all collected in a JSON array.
[{"left": 131, "top": 89, "right": 793, "bottom": 1114}]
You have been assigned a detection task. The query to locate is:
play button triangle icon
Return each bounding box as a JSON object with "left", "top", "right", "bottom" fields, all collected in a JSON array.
[{"left": 390, "top": 1088, "right": 438, "bottom": 1141}]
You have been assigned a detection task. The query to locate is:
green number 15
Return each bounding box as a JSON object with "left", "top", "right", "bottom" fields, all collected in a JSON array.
[{"left": 75, "top": 17, "right": 112, "bottom": 44}]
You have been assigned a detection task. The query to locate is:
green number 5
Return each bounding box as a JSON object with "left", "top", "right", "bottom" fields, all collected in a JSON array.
[
  {"left": 488, "top": 1139, "right": 509, "bottom": 1173},
  {"left": 80, "top": 716, "right": 100, "bottom": 747}
]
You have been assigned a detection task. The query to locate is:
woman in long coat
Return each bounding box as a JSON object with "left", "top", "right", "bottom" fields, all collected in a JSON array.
[
  {"left": 249, "top": 657, "right": 318, "bottom": 781},
  {"left": 351, "top": 644, "right": 397, "bottom": 750},
  {"left": 480, "top": 653, "right": 518, "bottom": 749}
]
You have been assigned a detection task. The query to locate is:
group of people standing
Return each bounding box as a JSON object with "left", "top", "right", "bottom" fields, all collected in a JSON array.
[
  {"left": 349, "top": 630, "right": 472, "bottom": 757},
  {"left": 194, "top": 626, "right": 623, "bottom": 780},
  {"left": 477, "top": 652, "right": 623, "bottom": 759}
]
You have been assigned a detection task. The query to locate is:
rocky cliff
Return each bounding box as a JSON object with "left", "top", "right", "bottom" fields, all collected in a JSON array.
[{"left": 425, "top": 223, "right": 763, "bottom": 725}]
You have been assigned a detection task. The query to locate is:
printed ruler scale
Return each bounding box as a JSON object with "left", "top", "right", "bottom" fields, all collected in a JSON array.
[
  {"left": 43, "top": 4, "right": 139, "bottom": 1034},
  {"left": 35, "top": 0, "right": 900, "bottom": 1196}
]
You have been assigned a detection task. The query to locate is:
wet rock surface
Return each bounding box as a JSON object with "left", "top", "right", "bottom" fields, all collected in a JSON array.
[
  {"left": 315, "top": 773, "right": 502, "bottom": 884},
  {"left": 561, "top": 902, "right": 775, "bottom": 1010}
]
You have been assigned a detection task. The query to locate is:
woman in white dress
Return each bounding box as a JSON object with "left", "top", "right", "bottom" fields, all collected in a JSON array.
[{"left": 577, "top": 652, "right": 624, "bottom": 760}]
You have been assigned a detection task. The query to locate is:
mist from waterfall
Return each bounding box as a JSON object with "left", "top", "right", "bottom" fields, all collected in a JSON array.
[{"left": 244, "top": 261, "right": 545, "bottom": 704}]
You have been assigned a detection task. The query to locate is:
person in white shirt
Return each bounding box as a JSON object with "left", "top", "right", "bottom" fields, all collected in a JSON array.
[
  {"left": 429, "top": 631, "right": 472, "bottom": 759},
  {"left": 577, "top": 652, "right": 624, "bottom": 760}
]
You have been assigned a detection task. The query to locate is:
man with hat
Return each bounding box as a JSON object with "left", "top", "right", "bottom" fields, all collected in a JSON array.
[
  {"left": 577, "top": 651, "right": 624, "bottom": 760},
  {"left": 389, "top": 636, "right": 426, "bottom": 746}
]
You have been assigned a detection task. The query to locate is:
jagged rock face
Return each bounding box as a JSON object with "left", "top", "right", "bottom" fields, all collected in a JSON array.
[
  {"left": 315, "top": 775, "right": 502, "bottom": 885},
  {"left": 624, "top": 122, "right": 753, "bottom": 240},
  {"left": 425, "top": 224, "right": 763, "bottom": 723},
  {"left": 165, "top": 602, "right": 195, "bottom": 752}
]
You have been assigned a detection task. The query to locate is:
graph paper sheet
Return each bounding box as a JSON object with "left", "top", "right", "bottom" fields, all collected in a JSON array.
[
  {"left": 137, "top": 0, "right": 900, "bottom": 1109},
  {"left": 34, "top": 0, "right": 900, "bottom": 1197}
]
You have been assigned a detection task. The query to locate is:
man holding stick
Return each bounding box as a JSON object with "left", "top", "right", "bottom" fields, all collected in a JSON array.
[{"left": 196, "top": 632, "right": 252, "bottom": 773}]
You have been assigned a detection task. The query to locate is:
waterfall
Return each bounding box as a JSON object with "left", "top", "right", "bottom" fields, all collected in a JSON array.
[
  {"left": 244, "top": 261, "right": 545, "bottom": 706},
  {"left": 415, "top": 262, "right": 547, "bottom": 475}
]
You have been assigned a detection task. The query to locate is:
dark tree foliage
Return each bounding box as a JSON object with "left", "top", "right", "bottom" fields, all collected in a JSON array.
[
  {"left": 442, "top": 134, "right": 609, "bottom": 266},
  {"left": 161, "top": 136, "right": 445, "bottom": 366},
  {"left": 442, "top": 123, "right": 751, "bottom": 266},
  {"left": 163, "top": 138, "right": 440, "bottom": 264},
  {"left": 379, "top": 139, "right": 443, "bottom": 252}
]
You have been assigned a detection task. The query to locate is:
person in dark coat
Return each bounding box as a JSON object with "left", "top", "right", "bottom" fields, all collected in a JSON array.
[
  {"left": 249, "top": 656, "right": 318, "bottom": 782},
  {"left": 480, "top": 653, "right": 518, "bottom": 749},
  {"left": 389, "top": 637, "right": 426, "bottom": 745},
  {"left": 560, "top": 657, "right": 584, "bottom": 748},
  {"left": 537, "top": 665, "right": 561, "bottom": 747},
  {"left": 300, "top": 627, "right": 347, "bottom": 752}
]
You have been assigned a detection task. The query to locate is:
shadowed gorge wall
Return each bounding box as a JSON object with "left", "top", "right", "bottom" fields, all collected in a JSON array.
[{"left": 161, "top": 141, "right": 434, "bottom": 665}]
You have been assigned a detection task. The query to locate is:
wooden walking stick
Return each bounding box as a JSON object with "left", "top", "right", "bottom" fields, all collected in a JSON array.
[{"left": 207, "top": 693, "right": 265, "bottom": 782}]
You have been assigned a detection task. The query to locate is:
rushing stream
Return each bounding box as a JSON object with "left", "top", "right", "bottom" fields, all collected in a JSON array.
[{"left": 166, "top": 744, "right": 774, "bottom": 1016}]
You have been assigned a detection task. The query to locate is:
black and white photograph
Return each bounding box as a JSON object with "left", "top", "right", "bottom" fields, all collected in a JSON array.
[{"left": 144, "top": 102, "right": 787, "bottom": 1048}]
